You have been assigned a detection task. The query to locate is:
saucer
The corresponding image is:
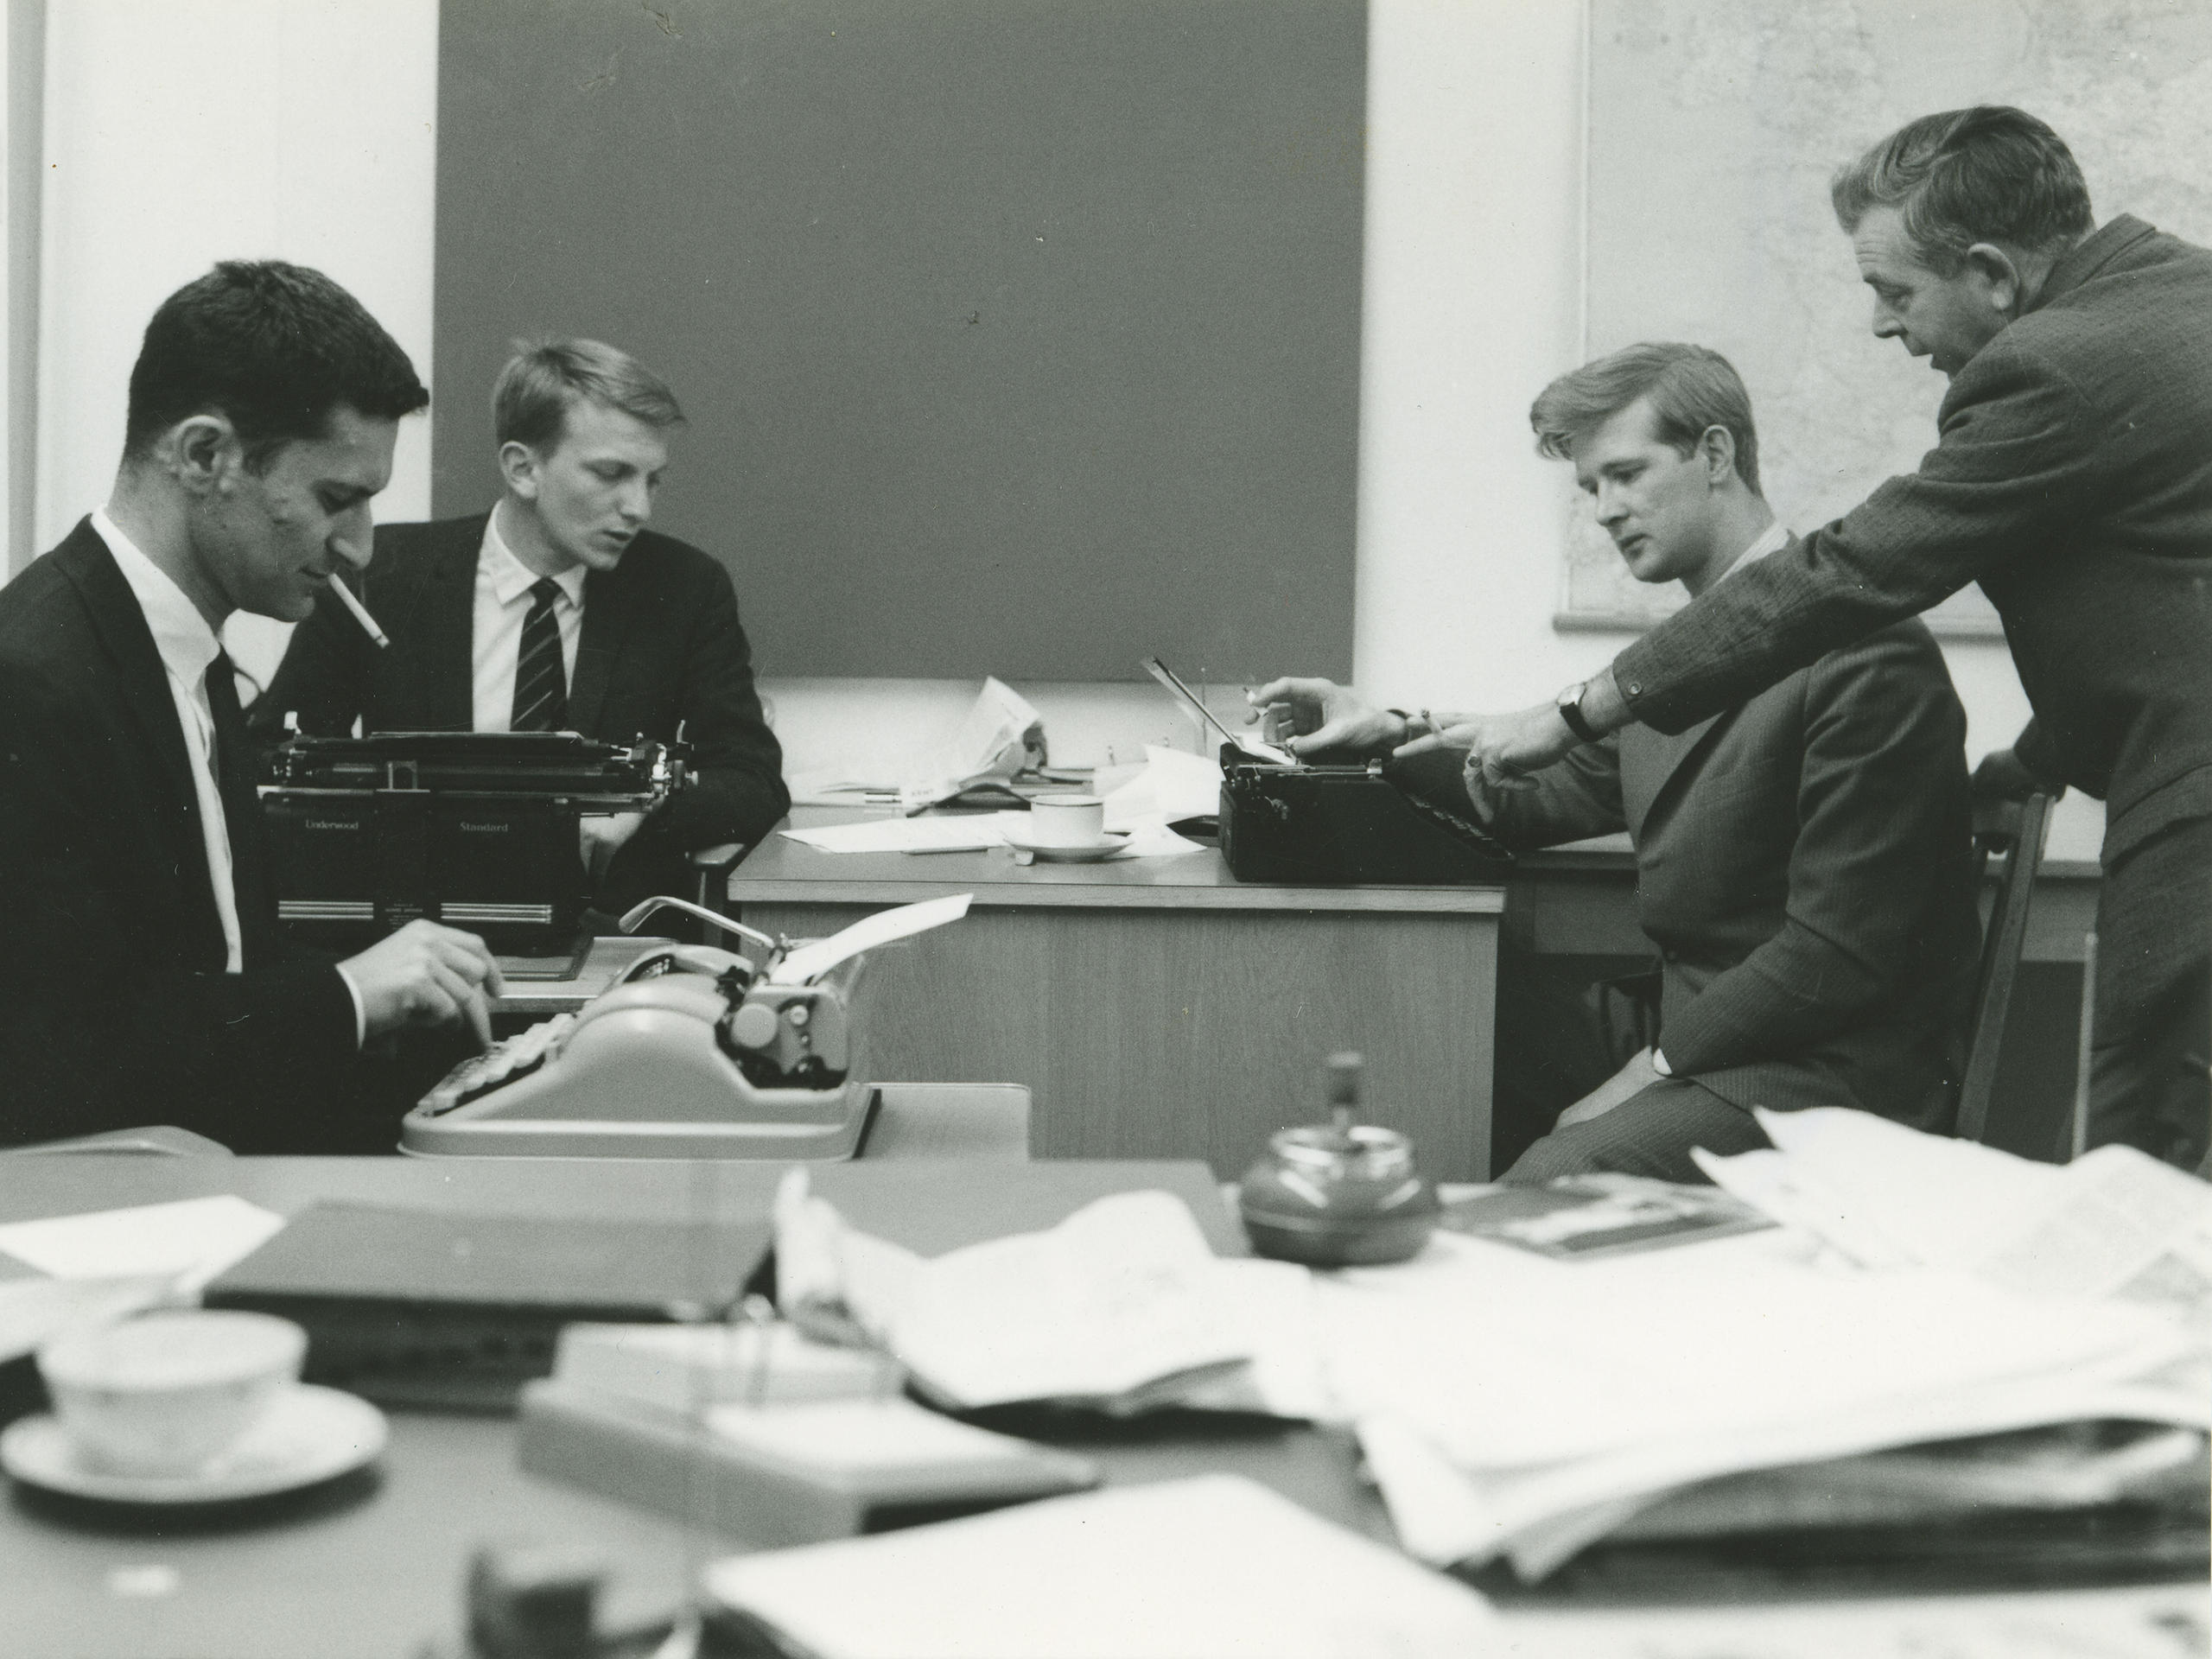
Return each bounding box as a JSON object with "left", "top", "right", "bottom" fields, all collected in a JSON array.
[
  {"left": 1002, "top": 829, "right": 1132, "bottom": 863},
  {"left": 1, "top": 1383, "right": 387, "bottom": 1504}
]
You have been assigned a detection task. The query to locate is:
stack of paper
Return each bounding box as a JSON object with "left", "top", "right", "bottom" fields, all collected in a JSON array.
[
  {"left": 1346, "top": 1259, "right": 2202, "bottom": 1577},
  {"left": 774, "top": 1179, "right": 1325, "bottom": 1418},
  {"left": 701, "top": 1474, "right": 1500, "bottom": 1659},
  {"left": 1328, "top": 1157, "right": 2209, "bottom": 1580}
]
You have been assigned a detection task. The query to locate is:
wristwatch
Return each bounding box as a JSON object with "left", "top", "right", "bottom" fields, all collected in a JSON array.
[{"left": 1555, "top": 681, "right": 1600, "bottom": 746}]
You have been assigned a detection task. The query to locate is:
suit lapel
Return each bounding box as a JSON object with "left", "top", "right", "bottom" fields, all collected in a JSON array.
[
  {"left": 570, "top": 563, "right": 632, "bottom": 738},
  {"left": 404, "top": 518, "right": 481, "bottom": 728},
  {"left": 1626, "top": 708, "right": 1734, "bottom": 840},
  {"left": 53, "top": 523, "right": 226, "bottom": 960}
]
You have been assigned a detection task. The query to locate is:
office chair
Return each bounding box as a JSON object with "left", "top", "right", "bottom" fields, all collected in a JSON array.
[
  {"left": 1954, "top": 791, "right": 2055, "bottom": 1144},
  {"left": 684, "top": 841, "right": 748, "bottom": 944}
]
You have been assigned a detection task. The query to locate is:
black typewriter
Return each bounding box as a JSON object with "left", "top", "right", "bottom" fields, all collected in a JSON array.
[
  {"left": 262, "top": 732, "right": 687, "bottom": 952},
  {"left": 1216, "top": 744, "right": 1513, "bottom": 885},
  {"left": 1137, "top": 658, "right": 1510, "bottom": 886}
]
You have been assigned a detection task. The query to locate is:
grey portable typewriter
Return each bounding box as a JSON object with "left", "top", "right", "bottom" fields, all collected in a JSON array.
[{"left": 402, "top": 899, "right": 878, "bottom": 1161}]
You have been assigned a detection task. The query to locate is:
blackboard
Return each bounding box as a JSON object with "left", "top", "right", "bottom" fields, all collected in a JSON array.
[{"left": 434, "top": 0, "right": 1366, "bottom": 682}]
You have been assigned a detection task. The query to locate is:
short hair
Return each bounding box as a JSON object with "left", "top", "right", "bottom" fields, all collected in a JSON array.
[
  {"left": 493, "top": 340, "right": 685, "bottom": 452},
  {"left": 1830, "top": 106, "right": 2094, "bottom": 273},
  {"left": 124, "top": 260, "right": 429, "bottom": 466},
  {"left": 1529, "top": 342, "right": 1761, "bottom": 496}
]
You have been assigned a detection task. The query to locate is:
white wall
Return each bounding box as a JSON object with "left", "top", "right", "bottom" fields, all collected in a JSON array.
[
  {"left": 36, "top": 0, "right": 437, "bottom": 677},
  {"left": 27, "top": 0, "right": 2100, "bottom": 855}
]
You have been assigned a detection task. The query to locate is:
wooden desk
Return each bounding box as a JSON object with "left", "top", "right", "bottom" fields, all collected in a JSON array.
[{"left": 729, "top": 811, "right": 1506, "bottom": 1179}]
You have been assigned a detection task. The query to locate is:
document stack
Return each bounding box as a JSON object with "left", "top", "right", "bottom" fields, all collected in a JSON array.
[{"left": 1343, "top": 1110, "right": 2212, "bottom": 1586}]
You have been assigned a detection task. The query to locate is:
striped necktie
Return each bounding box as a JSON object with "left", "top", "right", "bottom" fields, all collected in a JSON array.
[{"left": 510, "top": 577, "right": 569, "bottom": 732}]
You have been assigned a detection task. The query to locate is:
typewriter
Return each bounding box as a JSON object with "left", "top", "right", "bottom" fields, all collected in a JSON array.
[
  {"left": 261, "top": 731, "right": 687, "bottom": 952},
  {"left": 403, "top": 924, "right": 875, "bottom": 1161},
  {"left": 1141, "top": 659, "right": 1511, "bottom": 885}
]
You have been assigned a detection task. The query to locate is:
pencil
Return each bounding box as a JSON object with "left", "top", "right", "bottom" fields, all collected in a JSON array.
[{"left": 326, "top": 571, "right": 390, "bottom": 648}]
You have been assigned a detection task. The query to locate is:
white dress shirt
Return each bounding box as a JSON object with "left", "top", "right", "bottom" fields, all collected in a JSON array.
[
  {"left": 473, "top": 506, "right": 587, "bottom": 733},
  {"left": 93, "top": 511, "right": 245, "bottom": 975},
  {"left": 93, "top": 512, "right": 367, "bottom": 1043}
]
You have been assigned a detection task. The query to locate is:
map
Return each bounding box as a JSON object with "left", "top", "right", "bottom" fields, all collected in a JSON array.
[{"left": 1572, "top": 0, "right": 2212, "bottom": 630}]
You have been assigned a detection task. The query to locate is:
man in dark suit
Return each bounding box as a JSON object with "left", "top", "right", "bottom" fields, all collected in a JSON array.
[
  {"left": 254, "top": 340, "right": 789, "bottom": 918},
  {"left": 0, "top": 262, "right": 505, "bottom": 1152},
  {"left": 1255, "top": 346, "right": 1980, "bottom": 1182},
  {"left": 1444, "top": 109, "right": 2212, "bottom": 1170}
]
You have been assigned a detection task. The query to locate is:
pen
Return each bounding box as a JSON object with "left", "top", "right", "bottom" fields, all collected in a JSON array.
[{"left": 326, "top": 572, "right": 390, "bottom": 649}]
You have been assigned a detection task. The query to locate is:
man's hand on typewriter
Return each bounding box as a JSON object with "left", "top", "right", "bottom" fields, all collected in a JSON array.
[
  {"left": 342, "top": 920, "right": 505, "bottom": 1050},
  {"left": 1247, "top": 677, "right": 1408, "bottom": 757},
  {"left": 578, "top": 811, "right": 648, "bottom": 883},
  {"left": 1396, "top": 700, "right": 1573, "bottom": 790}
]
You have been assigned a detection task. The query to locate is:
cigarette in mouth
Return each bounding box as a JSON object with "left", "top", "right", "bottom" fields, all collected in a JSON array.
[{"left": 326, "top": 572, "right": 390, "bottom": 648}]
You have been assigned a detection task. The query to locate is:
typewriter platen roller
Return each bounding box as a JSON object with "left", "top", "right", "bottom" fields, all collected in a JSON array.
[{"left": 402, "top": 941, "right": 877, "bottom": 1161}]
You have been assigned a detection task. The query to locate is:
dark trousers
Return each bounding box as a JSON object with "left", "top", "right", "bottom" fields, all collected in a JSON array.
[
  {"left": 2088, "top": 814, "right": 2212, "bottom": 1170},
  {"left": 1502, "top": 1076, "right": 1772, "bottom": 1185}
]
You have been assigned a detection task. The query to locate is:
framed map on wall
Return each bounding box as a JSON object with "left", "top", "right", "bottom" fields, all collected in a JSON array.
[{"left": 1567, "top": 0, "right": 2212, "bottom": 633}]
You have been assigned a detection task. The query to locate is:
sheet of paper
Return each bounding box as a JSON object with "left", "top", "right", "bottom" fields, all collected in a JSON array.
[
  {"left": 1101, "top": 745, "right": 1225, "bottom": 827},
  {"left": 702, "top": 1474, "right": 1499, "bottom": 1659},
  {"left": 780, "top": 817, "right": 1007, "bottom": 855},
  {"left": 903, "top": 677, "right": 1043, "bottom": 809},
  {"left": 783, "top": 810, "right": 1205, "bottom": 861},
  {"left": 1741, "top": 1106, "right": 2063, "bottom": 1268},
  {"left": 769, "top": 893, "right": 973, "bottom": 984},
  {"left": 0, "top": 1195, "right": 287, "bottom": 1292},
  {"left": 887, "top": 1190, "right": 1249, "bottom": 1408},
  {"left": 1973, "top": 1143, "right": 2212, "bottom": 1315},
  {"left": 1314, "top": 1237, "right": 2190, "bottom": 1474}
]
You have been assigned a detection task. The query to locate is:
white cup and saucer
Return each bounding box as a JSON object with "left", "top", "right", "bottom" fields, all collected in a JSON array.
[
  {"left": 1005, "top": 794, "right": 1130, "bottom": 863},
  {"left": 0, "top": 1309, "right": 386, "bottom": 1504}
]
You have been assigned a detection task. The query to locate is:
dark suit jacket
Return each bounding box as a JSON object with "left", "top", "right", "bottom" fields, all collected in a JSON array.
[
  {"left": 253, "top": 514, "right": 791, "bottom": 912},
  {"left": 1477, "top": 610, "right": 1980, "bottom": 1130},
  {"left": 1611, "top": 216, "right": 2212, "bottom": 868},
  {"left": 0, "top": 522, "right": 359, "bottom": 1150}
]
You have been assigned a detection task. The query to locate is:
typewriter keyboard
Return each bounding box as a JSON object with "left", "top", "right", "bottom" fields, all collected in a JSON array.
[{"left": 417, "top": 1014, "right": 577, "bottom": 1116}]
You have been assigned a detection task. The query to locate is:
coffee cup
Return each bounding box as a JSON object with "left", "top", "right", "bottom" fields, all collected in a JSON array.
[
  {"left": 38, "top": 1309, "right": 307, "bottom": 1476},
  {"left": 1026, "top": 793, "right": 1106, "bottom": 847}
]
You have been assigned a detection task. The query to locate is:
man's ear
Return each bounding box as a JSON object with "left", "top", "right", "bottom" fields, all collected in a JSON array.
[
  {"left": 1698, "top": 424, "right": 1738, "bottom": 486},
  {"left": 497, "top": 440, "right": 543, "bottom": 500},
  {"left": 164, "top": 415, "right": 243, "bottom": 497},
  {"left": 1963, "top": 242, "right": 2024, "bottom": 316}
]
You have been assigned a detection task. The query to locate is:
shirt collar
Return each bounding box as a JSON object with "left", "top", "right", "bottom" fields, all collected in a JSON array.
[
  {"left": 91, "top": 508, "right": 222, "bottom": 684},
  {"left": 1713, "top": 518, "right": 1790, "bottom": 588},
  {"left": 481, "top": 506, "right": 588, "bottom": 609}
]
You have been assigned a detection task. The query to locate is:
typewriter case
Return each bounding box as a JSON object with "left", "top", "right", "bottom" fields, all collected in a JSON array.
[{"left": 263, "top": 732, "right": 685, "bottom": 953}]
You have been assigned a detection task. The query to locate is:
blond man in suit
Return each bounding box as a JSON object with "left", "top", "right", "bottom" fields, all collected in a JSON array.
[{"left": 1255, "top": 345, "right": 1981, "bottom": 1181}]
